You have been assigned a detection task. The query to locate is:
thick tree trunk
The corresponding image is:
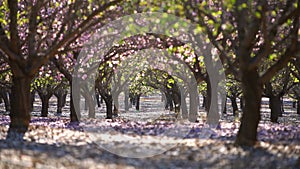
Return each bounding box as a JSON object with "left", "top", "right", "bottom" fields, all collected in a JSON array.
[
  {"left": 113, "top": 93, "right": 120, "bottom": 116},
  {"left": 40, "top": 94, "right": 51, "bottom": 117},
  {"left": 230, "top": 96, "right": 238, "bottom": 116},
  {"left": 7, "top": 76, "right": 33, "bottom": 139},
  {"left": 206, "top": 76, "right": 219, "bottom": 126},
  {"left": 55, "top": 91, "right": 67, "bottom": 115},
  {"left": 83, "top": 92, "right": 95, "bottom": 118},
  {"left": 95, "top": 93, "right": 101, "bottom": 107},
  {"left": 104, "top": 95, "right": 113, "bottom": 119},
  {"left": 269, "top": 95, "right": 281, "bottom": 123},
  {"left": 180, "top": 90, "right": 188, "bottom": 119},
  {"left": 70, "top": 84, "right": 79, "bottom": 122},
  {"left": 235, "top": 70, "right": 262, "bottom": 146},
  {"left": 87, "top": 95, "right": 96, "bottom": 118},
  {"left": 189, "top": 88, "right": 198, "bottom": 122},
  {"left": 172, "top": 90, "right": 181, "bottom": 116}
]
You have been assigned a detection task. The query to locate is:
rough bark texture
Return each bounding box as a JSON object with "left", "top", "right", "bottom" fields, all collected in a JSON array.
[
  {"left": 7, "top": 76, "right": 33, "bottom": 139},
  {"left": 235, "top": 70, "right": 262, "bottom": 146}
]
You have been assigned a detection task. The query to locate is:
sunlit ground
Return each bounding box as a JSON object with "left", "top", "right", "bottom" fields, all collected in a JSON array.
[{"left": 0, "top": 94, "right": 299, "bottom": 168}]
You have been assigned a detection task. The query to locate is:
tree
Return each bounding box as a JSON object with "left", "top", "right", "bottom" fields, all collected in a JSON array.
[
  {"left": 264, "top": 67, "right": 295, "bottom": 122},
  {"left": 182, "top": 0, "right": 300, "bottom": 145},
  {"left": 0, "top": 0, "right": 122, "bottom": 139}
]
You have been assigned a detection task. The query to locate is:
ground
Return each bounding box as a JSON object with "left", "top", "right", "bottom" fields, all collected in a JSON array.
[{"left": 0, "top": 95, "right": 299, "bottom": 169}]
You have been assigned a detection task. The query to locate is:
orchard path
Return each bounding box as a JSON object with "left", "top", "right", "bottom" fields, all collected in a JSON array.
[{"left": 0, "top": 94, "right": 299, "bottom": 169}]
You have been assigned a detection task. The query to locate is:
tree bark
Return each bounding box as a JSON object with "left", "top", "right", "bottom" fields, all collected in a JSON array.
[
  {"left": 83, "top": 92, "right": 95, "bottom": 118},
  {"left": 239, "top": 96, "right": 244, "bottom": 110},
  {"left": 40, "top": 94, "right": 52, "bottom": 117},
  {"left": 95, "top": 93, "right": 101, "bottom": 107},
  {"left": 292, "top": 101, "right": 296, "bottom": 108},
  {"left": 230, "top": 96, "right": 238, "bottom": 116},
  {"left": 7, "top": 76, "right": 33, "bottom": 139},
  {"left": 221, "top": 96, "right": 227, "bottom": 114},
  {"left": 202, "top": 95, "right": 206, "bottom": 108},
  {"left": 55, "top": 90, "right": 67, "bottom": 115},
  {"left": 30, "top": 90, "right": 35, "bottom": 112},
  {"left": 180, "top": 89, "right": 188, "bottom": 119},
  {"left": 70, "top": 84, "right": 79, "bottom": 122},
  {"left": 104, "top": 95, "right": 113, "bottom": 119},
  {"left": 235, "top": 70, "right": 262, "bottom": 146},
  {"left": 113, "top": 93, "right": 120, "bottom": 116},
  {"left": 269, "top": 95, "right": 281, "bottom": 123},
  {"left": 0, "top": 89, "right": 10, "bottom": 112},
  {"left": 136, "top": 94, "right": 141, "bottom": 111},
  {"left": 189, "top": 88, "right": 198, "bottom": 122},
  {"left": 297, "top": 99, "right": 300, "bottom": 115},
  {"left": 279, "top": 97, "right": 284, "bottom": 117},
  {"left": 124, "top": 90, "right": 129, "bottom": 111}
]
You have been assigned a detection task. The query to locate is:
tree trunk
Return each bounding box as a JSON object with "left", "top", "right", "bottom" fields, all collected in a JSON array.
[
  {"left": 7, "top": 76, "right": 33, "bottom": 139},
  {"left": 40, "top": 94, "right": 51, "bottom": 117},
  {"left": 189, "top": 88, "right": 198, "bottom": 122},
  {"left": 230, "top": 96, "right": 238, "bottom": 116},
  {"left": 235, "top": 70, "right": 262, "bottom": 146},
  {"left": 202, "top": 95, "right": 206, "bottom": 108},
  {"left": 1, "top": 89, "right": 10, "bottom": 112},
  {"left": 95, "top": 93, "right": 101, "bottom": 107},
  {"left": 206, "top": 76, "right": 219, "bottom": 126},
  {"left": 70, "top": 83, "right": 79, "bottom": 122},
  {"left": 136, "top": 94, "right": 141, "bottom": 111},
  {"left": 205, "top": 79, "right": 211, "bottom": 112},
  {"left": 172, "top": 89, "right": 181, "bottom": 116},
  {"left": 279, "top": 97, "right": 284, "bottom": 117},
  {"left": 221, "top": 96, "right": 227, "bottom": 114},
  {"left": 82, "top": 91, "right": 95, "bottom": 118},
  {"left": 87, "top": 95, "right": 96, "bottom": 118},
  {"left": 297, "top": 99, "right": 300, "bottom": 115},
  {"left": 180, "top": 89, "right": 188, "bottom": 119},
  {"left": 292, "top": 101, "right": 296, "bottom": 108},
  {"left": 113, "top": 93, "right": 120, "bottom": 116},
  {"left": 239, "top": 96, "right": 244, "bottom": 110},
  {"left": 124, "top": 90, "right": 129, "bottom": 111},
  {"left": 104, "top": 95, "right": 113, "bottom": 119},
  {"left": 269, "top": 95, "right": 281, "bottom": 123},
  {"left": 30, "top": 90, "right": 35, "bottom": 112},
  {"left": 55, "top": 91, "right": 67, "bottom": 115}
]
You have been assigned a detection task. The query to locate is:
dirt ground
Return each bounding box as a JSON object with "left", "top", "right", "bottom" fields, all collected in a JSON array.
[{"left": 0, "top": 95, "right": 299, "bottom": 169}]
